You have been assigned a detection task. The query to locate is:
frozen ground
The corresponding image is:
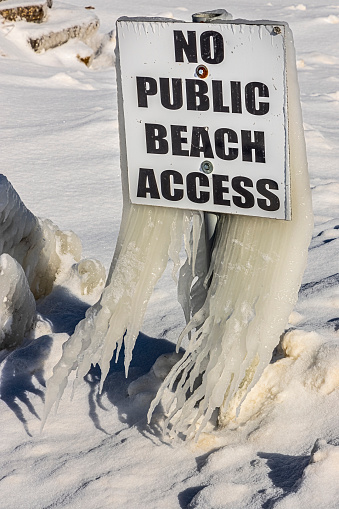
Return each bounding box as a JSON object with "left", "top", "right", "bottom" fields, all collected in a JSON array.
[{"left": 0, "top": 1, "right": 339, "bottom": 508}]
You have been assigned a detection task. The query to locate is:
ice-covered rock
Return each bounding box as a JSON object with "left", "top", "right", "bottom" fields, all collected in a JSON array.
[
  {"left": 0, "top": 174, "right": 81, "bottom": 299},
  {"left": 0, "top": 253, "right": 36, "bottom": 350},
  {"left": 0, "top": 174, "right": 108, "bottom": 351},
  {"left": 69, "top": 258, "right": 106, "bottom": 296}
]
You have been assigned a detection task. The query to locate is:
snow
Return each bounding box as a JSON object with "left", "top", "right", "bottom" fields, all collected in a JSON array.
[{"left": 0, "top": 0, "right": 339, "bottom": 508}]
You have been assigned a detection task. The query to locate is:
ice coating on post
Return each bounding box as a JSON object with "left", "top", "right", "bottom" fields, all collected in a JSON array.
[{"left": 148, "top": 24, "right": 313, "bottom": 439}]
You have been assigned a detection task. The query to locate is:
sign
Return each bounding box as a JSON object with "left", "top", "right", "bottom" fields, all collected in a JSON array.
[{"left": 116, "top": 19, "right": 290, "bottom": 220}]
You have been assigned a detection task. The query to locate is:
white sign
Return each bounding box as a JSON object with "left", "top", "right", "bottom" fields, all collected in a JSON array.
[{"left": 117, "top": 19, "right": 290, "bottom": 220}]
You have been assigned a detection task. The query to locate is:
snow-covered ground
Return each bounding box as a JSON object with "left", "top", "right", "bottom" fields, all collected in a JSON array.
[{"left": 1, "top": 1, "right": 339, "bottom": 508}]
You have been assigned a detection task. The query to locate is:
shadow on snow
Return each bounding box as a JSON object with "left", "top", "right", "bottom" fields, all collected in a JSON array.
[
  {"left": 258, "top": 451, "right": 310, "bottom": 508},
  {"left": 1, "top": 285, "right": 182, "bottom": 439},
  {"left": 84, "top": 332, "right": 180, "bottom": 438}
]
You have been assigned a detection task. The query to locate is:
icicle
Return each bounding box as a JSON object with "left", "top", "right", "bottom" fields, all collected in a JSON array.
[
  {"left": 148, "top": 25, "right": 313, "bottom": 439},
  {"left": 42, "top": 204, "right": 199, "bottom": 426}
]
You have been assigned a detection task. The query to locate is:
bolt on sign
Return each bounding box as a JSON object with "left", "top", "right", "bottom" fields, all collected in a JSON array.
[{"left": 116, "top": 19, "right": 290, "bottom": 220}]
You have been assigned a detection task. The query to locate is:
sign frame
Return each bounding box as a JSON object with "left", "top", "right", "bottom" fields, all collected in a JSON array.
[{"left": 116, "top": 18, "right": 290, "bottom": 220}]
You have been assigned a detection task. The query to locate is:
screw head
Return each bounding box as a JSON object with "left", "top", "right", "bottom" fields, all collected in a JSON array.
[
  {"left": 196, "top": 64, "right": 209, "bottom": 79},
  {"left": 201, "top": 160, "right": 213, "bottom": 174},
  {"left": 273, "top": 26, "right": 281, "bottom": 35}
]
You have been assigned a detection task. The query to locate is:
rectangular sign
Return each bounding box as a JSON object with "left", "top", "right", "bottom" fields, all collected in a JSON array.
[{"left": 117, "top": 19, "right": 290, "bottom": 220}]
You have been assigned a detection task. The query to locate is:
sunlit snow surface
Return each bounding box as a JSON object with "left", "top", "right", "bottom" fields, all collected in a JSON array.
[{"left": 1, "top": 1, "right": 339, "bottom": 508}]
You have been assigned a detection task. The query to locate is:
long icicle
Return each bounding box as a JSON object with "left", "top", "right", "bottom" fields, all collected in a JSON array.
[{"left": 42, "top": 206, "right": 204, "bottom": 427}]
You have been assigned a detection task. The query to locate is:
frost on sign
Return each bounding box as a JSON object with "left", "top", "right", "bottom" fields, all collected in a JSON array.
[{"left": 117, "top": 20, "right": 290, "bottom": 220}]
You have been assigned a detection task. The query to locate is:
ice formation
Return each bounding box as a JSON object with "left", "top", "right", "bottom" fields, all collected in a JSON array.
[
  {"left": 0, "top": 174, "right": 93, "bottom": 351},
  {"left": 68, "top": 258, "right": 106, "bottom": 297},
  {"left": 0, "top": 253, "right": 36, "bottom": 350},
  {"left": 42, "top": 203, "right": 205, "bottom": 423},
  {"left": 43, "top": 24, "right": 312, "bottom": 438},
  {"left": 0, "top": 174, "right": 82, "bottom": 300}
]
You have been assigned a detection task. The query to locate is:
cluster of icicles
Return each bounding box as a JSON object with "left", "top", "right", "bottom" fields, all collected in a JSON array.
[{"left": 43, "top": 26, "right": 313, "bottom": 439}]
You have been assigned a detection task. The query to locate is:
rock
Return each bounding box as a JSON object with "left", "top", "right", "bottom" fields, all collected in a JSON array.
[
  {"left": 0, "top": 0, "right": 52, "bottom": 23},
  {"left": 26, "top": 4, "right": 99, "bottom": 52}
]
